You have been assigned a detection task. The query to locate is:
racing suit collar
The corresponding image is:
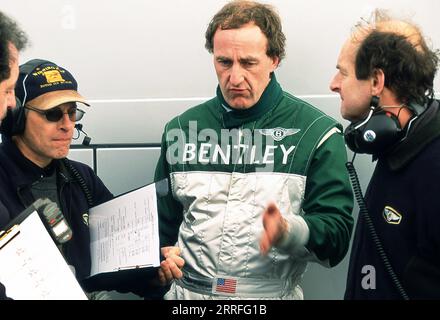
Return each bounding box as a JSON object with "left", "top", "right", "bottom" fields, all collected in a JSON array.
[{"left": 217, "top": 73, "right": 283, "bottom": 128}]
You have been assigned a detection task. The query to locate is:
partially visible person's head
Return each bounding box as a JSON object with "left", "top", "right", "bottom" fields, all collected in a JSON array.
[
  {"left": 205, "top": 0, "right": 285, "bottom": 109},
  {"left": 330, "top": 9, "right": 439, "bottom": 121},
  {"left": 11, "top": 60, "right": 89, "bottom": 167},
  {"left": 0, "top": 11, "right": 28, "bottom": 121}
]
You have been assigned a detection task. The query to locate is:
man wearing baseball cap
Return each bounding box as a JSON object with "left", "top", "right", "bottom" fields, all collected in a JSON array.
[
  {"left": 0, "top": 59, "right": 173, "bottom": 299},
  {"left": 0, "top": 59, "right": 113, "bottom": 299}
]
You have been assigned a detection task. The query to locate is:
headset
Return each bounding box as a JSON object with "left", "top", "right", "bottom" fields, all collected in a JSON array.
[
  {"left": 0, "top": 59, "right": 48, "bottom": 137},
  {"left": 0, "top": 59, "right": 92, "bottom": 146},
  {"left": 344, "top": 96, "right": 425, "bottom": 156},
  {"left": 0, "top": 59, "right": 94, "bottom": 207}
]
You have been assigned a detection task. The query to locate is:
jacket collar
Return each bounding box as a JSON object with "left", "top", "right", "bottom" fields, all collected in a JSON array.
[
  {"left": 386, "top": 99, "right": 440, "bottom": 171},
  {"left": 1, "top": 136, "right": 66, "bottom": 188},
  {"left": 217, "top": 73, "right": 284, "bottom": 128}
]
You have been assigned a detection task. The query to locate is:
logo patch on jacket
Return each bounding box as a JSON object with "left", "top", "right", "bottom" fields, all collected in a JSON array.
[
  {"left": 259, "top": 127, "right": 300, "bottom": 141},
  {"left": 383, "top": 206, "right": 402, "bottom": 225},
  {"left": 82, "top": 213, "right": 89, "bottom": 226}
]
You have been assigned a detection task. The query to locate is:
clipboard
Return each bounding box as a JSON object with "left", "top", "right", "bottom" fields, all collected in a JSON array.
[
  {"left": 0, "top": 198, "right": 47, "bottom": 252},
  {"left": 0, "top": 206, "right": 88, "bottom": 300},
  {"left": 0, "top": 225, "right": 20, "bottom": 250},
  {"left": 87, "top": 179, "right": 168, "bottom": 278},
  {"left": 2, "top": 199, "right": 43, "bottom": 232}
]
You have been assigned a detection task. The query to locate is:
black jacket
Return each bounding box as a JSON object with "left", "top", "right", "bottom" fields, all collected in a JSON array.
[
  {"left": 345, "top": 100, "right": 440, "bottom": 299},
  {"left": 0, "top": 137, "right": 165, "bottom": 299},
  {"left": 0, "top": 136, "right": 113, "bottom": 290}
]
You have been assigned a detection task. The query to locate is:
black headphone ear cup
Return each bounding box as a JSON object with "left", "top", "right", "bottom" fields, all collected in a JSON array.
[
  {"left": 0, "top": 59, "right": 48, "bottom": 138},
  {"left": 344, "top": 123, "right": 361, "bottom": 153},
  {"left": 0, "top": 105, "right": 26, "bottom": 137},
  {"left": 344, "top": 111, "right": 402, "bottom": 155},
  {"left": 0, "top": 108, "right": 15, "bottom": 136},
  {"left": 12, "top": 106, "right": 26, "bottom": 136}
]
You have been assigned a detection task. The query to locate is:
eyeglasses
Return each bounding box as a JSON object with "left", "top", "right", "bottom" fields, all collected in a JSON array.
[{"left": 24, "top": 105, "right": 85, "bottom": 122}]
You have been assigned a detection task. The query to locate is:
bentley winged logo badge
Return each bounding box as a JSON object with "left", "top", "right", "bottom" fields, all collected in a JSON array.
[{"left": 258, "top": 127, "right": 300, "bottom": 141}]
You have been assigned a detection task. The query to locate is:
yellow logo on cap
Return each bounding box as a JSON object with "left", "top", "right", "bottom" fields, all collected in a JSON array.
[{"left": 43, "top": 70, "right": 65, "bottom": 83}]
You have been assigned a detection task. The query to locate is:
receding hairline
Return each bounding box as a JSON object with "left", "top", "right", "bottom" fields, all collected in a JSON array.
[{"left": 350, "top": 9, "right": 426, "bottom": 53}]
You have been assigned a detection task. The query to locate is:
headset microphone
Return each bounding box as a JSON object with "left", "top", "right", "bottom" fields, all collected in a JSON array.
[{"left": 74, "top": 123, "right": 92, "bottom": 146}]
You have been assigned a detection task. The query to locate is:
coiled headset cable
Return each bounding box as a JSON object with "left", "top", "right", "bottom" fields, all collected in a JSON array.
[
  {"left": 346, "top": 153, "right": 409, "bottom": 300},
  {"left": 62, "top": 158, "right": 94, "bottom": 207}
]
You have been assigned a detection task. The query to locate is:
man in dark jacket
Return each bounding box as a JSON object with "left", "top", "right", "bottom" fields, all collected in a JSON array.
[
  {"left": 330, "top": 9, "right": 440, "bottom": 299},
  {"left": 0, "top": 9, "right": 28, "bottom": 300},
  {"left": 0, "top": 59, "right": 173, "bottom": 300},
  {"left": 0, "top": 59, "right": 115, "bottom": 299}
]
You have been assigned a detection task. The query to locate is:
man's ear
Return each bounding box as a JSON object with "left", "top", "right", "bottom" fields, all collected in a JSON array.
[
  {"left": 371, "top": 68, "right": 385, "bottom": 96},
  {"left": 271, "top": 56, "right": 280, "bottom": 71}
]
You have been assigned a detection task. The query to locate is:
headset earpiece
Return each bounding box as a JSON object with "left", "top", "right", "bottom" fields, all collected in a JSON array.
[
  {"left": 0, "top": 59, "right": 48, "bottom": 137},
  {"left": 344, "top": 96, "right": 403, "bottom": 155},
  {"left": 0, "top": 103, "right": 26, "bottom": 137}
]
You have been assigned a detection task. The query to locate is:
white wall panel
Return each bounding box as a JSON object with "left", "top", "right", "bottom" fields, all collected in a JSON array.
[
  {"left": 67, "top": 149, "right": 94, "bottom": 168},
  {"left": 96, "top": 148, "right": 161, "bottom": 196}
]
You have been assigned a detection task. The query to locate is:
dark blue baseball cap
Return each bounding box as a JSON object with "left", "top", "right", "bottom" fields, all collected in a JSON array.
[{"left": 15, "top": 59, "right": 89, "bottom": 110}]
